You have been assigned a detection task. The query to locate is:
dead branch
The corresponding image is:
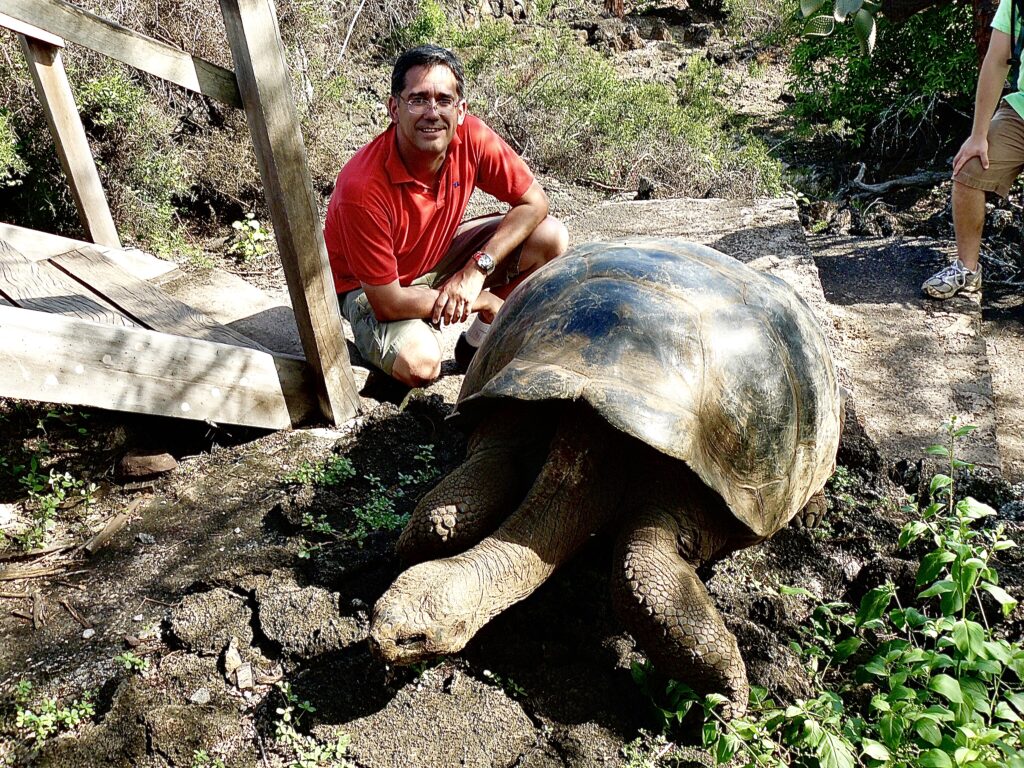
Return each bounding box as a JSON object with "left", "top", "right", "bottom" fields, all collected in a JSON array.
[
  {"left": 0, "top": 565, "right": 64, "bottom": 581},
  {"left": 32, "top": 590, "right": 45, "bottom": 629},
  {"left": 82, "top": 511, "right": 133, "bottom": 556},
  {"left": 0, "top": 591, "right": 31, "bottom": 599},
  {"left": 0, "top": 541, "right": 76, "bottom": 562},
  {"left": 60, "top": 598, "right": 91, "bottom": 628},
  {"left": 850, "top": 163, "right": 949, "bottom": 194}
]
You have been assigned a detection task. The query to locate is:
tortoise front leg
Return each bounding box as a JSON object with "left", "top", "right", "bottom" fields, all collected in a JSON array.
[
  {"left": 397, "top": 402, "right": 553, "bottom": 564},
  {"left": 611, "top": 468, "right": 749, "bottom": 718},
  {"left": 372, "top": 405, "right": 626, "bottom": 665}
]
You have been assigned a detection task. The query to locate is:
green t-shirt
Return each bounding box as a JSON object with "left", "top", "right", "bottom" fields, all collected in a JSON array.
[{"left": 993, "top": 0, "right": 1024, "bottom": 116}]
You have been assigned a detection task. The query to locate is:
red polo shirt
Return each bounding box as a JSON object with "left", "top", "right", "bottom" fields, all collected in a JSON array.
[{"left": 324, "top": 114, "right": 534, "bottom": 294}]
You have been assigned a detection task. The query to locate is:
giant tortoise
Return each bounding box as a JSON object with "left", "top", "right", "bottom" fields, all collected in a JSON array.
[{"left": 369, "top": 239, "right": 842, "bottom": 716}]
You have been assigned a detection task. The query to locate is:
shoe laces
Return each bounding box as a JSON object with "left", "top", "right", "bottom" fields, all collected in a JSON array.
[{"left": 935, "top": 261, "right": 970, "bottom": 285}]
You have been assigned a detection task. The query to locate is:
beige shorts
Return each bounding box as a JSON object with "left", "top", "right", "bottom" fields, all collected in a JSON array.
[
  {"left": 954, "top": 101, "right": 1024, "bottom": 198},
  {"left": 340, "top": 214, "right": 523, "bottom": 375}
]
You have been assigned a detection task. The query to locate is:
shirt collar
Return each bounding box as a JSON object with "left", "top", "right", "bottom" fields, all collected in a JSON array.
[{"left": 383, "top": 122, "right": 464, "bottom": 186}]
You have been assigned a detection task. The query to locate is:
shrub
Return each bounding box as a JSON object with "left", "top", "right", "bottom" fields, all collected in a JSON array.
[{"left": 789, "top": 3, "right": 976, "bottom": 160}]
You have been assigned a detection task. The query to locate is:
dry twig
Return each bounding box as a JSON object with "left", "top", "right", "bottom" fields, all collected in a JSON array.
[{"left": 850, "top": 163, "right": 948, "bottom": 194}]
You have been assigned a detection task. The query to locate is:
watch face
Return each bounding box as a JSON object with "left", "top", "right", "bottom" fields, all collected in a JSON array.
[{"left": 476, "top": 252, "right": 495, "bottom": 274}]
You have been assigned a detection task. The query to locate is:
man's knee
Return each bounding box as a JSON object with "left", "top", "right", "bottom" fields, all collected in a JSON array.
[
  {"left": 521, "top": 215, "right": 568, "bottom": 271},
  {"left": 390, "top": 330, "right": 442, "bottom": 387}
]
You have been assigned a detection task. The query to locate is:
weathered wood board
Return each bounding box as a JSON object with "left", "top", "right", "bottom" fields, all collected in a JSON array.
[
  {"left": 0, "top": 241, "right": 135, "bottom": 326},
  {"left": 0, "top": 305, "right": 315, "bottom": 429},
  {"left": 52, "top": 247, "right": 270, "bottom": 352},
  {"left": 3, "top": 0, "right": 242, "bottom": 108}
]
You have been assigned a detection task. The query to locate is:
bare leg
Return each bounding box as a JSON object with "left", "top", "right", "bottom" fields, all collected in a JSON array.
[
  {"left": 397, "top": 403, "right": 554, "bottom": 564},
  {"left": 953, "top": 180, "right": 985, "bottom": 272},
  {"left": 391, "top": 324, "right": 443, "bottom": 387},
  {"left": 611, "top": 461, "right": 749, "bottom": 718},
  {"left": 492, "top": 216, "right": 568, "bottom": 300}
]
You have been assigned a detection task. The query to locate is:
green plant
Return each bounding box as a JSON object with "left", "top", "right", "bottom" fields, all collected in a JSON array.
[
  {"left": 481, "top": 668, "right": 526, "bottom": 699},
  {"left": 12, "top": 681, "right": 95, "bottom": 747},
  {"left": 283, "top": 455, "right": 356, "bottom": 487},
  {"left": 641, "top": 418, "right": 1024, "bottom": 767},
  {"left": 229, "top": 212, "right": 271, "bottom": 262},
  {"left": 114, "top": 651, "right": 149, "bottom": 673},
  {"left": 191, "top": 749, "right": 227, "bottom": 768},
  {"left": 800, "top": 0, "right": 880, "bottom": 54},
  {"left": 0, "top": 110, "right": 27, "bottom": 186},
  {"left": 15, "top": 460, "right": 95, "bottom": 551},
  {"left": 273, "top": 682, "right": 354, "bottom": 768},
  {"left": 788, "top": 3, "right": 975, "bottom": 156}
]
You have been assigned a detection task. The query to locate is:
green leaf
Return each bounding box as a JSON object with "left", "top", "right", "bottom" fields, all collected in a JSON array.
[
  {"left": 833, "top": 636, "right": 862, "bottom": 662},
  {"left": 861, "top": 739, "right": 890, "bottom": 761},
  {"left": 919, "top": 579, "right": 955, "bottom": 599},
  {"left": 780, "top": 584, "right": 814, "bottom": 596},
  {"left": 926, "top": 445, "right": 950, "bottom": 457},
  {"left": 930, "top": 474, "right": 953, "bottom": 495},
  {"left": 952, "top": 424, "right": 978, "bottom": 437},
  {"left": 915, "top": 718, "right": 943, "bottom": 746},
  {"left": 833, "top": 0, "right": 863, "bottom": 21},
  {"left": 962, "top": 497, "right": 995, "bottom": 520},
  {"left": 918, "top": 749, "right": 953, "bottom": 767},
  {"left": 804, "top": 14, "right": 836, "bottom": 35},
  {"left": 716, "top": 733, "right": 741, "bottom": 764},
  {"left": 800, "top": 0, "right": 828, "bottom": 16},
  {"left": 995, "top": 700, "right": 1021, "bottom": 722},
  {"left": 918, "top": 550, "right": 956, "bottom": 585},
  {"left": 818, "top": 732, "right": 857, "bottom": 768},
  {"left": 951, "top": 619, "right": 987, "bottom": 658},
  {"left": 928, "top": 674, "right": 963, "bottom": 703},
  {"left": 981, "top": 583, "right": 1018, "bottom": 617},
  {"left": 899, "top": 521, "right": 929, "bottom": 548},
  {"left": 856, "top": 586, "right": 893, "bottom": 627}
]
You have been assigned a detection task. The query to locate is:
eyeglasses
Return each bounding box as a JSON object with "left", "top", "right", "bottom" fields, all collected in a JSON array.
[{"left": 399, "top": 95, "right": 460, "bottom": 115}]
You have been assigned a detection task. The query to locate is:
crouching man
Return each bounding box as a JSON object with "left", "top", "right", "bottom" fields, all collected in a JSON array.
[{"left": 324, "top": 45, "right": 567, "bottom": 386}]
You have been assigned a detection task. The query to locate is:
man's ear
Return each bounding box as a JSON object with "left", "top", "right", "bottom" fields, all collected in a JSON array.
[
  {"left": 387, "top": 95, "right": 399, "bottom": 125},
  {"left": 456, "top": 99, "right": 467, "bottom": 126}
]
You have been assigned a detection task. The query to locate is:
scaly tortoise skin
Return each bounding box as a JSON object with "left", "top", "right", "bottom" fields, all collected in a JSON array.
[{"left": 370, "top": 239, "right": 842, "bottom": 716}]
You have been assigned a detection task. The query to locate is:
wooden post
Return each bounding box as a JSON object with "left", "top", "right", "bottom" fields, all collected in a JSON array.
[
  {"left": 219, "top": 0, "right": 360, "bottom": 425},
  {"left": 19, "top": 35, "right": 121, "bottom": 249}
]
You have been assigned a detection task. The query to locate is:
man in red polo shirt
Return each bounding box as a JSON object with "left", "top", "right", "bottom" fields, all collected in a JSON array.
[{"left": 324, "top": 45, "right": 568, "bottom": 387}]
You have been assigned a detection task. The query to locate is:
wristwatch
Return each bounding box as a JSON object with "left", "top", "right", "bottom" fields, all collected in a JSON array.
[{"left": 472, "top": 250, "right": 496, "bottom": 276}]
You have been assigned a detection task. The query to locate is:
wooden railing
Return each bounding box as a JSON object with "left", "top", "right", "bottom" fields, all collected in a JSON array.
[{"left": 0, "top": 0, "right": 360, "bottom": 425}]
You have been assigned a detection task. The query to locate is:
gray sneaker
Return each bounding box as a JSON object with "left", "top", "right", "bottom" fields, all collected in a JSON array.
[{"left": 921, "top": 259, "right": 982, "bottom": 299}]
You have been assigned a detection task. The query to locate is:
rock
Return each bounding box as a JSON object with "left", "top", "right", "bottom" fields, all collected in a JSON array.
[
  {"left": 189, "top": 687, "right": 211, "bottom": 705},
  {"left": 255, "top": 570, "right": 364, "bottom": 657},
  {"left": 117, "top": 450, "right": 177, "bottom": 481},
  {"left": 136, "top": 533, "right": 156, "bottom": 544},
  {"left": 320, "top": 673, "right": 535, "bottom": 768},
  {"left": 169, "top": 589, "right": 254, "bottom": 655},
  {"left": 683, "top": 22, "right": 715, "bottom": 45},
  {"left": 82, "top": 628, "right": 95, "bottom": 639},
  {"left": 650, "top": 19, "right": 673, "bottom": 41},
  {"left": 990, "top": 208, "right": 1014, "bottom": 232},
  {"left": 234, "top": 662, "right": 254, "bottom": 690},
  {"left": 223, "top": 637, "right": 243, "bottom": 677},
  {"left": 636, "top": 176, "right": 661, "bottom": 200}
]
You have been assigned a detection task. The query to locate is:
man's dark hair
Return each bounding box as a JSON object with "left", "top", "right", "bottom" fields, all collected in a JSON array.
[{"left": 390, "top": 45, "right": 466, "bottom": 99}]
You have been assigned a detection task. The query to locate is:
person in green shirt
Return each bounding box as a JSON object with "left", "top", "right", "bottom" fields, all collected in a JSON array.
[{"left": 922, "top": 0, "right": 1022, "bottom": 299}]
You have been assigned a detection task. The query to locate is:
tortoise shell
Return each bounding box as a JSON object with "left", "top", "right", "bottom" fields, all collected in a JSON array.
[{"left": 456, "top": 239, "right": 841, "bottom": 539}]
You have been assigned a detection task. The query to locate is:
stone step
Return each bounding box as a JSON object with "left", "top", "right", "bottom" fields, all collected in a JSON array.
[{"left": 810, "top": 233, "right": 998, "bottom": 472}]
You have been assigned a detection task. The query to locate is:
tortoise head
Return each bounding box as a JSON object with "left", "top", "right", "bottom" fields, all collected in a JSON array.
[{"left": 369, "top": 559, "right": 482, "bottom": 665}]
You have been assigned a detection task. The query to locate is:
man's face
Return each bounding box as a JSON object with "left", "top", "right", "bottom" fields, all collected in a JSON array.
[{"left": 388, "top": 64, "right": 466, "bottom": 162}]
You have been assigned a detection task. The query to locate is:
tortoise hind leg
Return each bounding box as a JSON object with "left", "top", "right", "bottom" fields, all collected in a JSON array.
[
  {"left": 611, "top": 466, "right": 749, "bottom": 719},
  {"left": 397, "top": 402, "right": 553, "bottom": 564}
]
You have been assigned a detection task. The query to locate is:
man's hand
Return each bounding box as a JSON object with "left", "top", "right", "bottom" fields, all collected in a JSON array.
[
  {"left": 953, "top": 134, "right": 989, "bottom": 176},
  {"left": 433, "top": 265, "right": 486, "bottom": 325},
  {"left": 472, "top": 290, "right": 503, "bottom": 324}
]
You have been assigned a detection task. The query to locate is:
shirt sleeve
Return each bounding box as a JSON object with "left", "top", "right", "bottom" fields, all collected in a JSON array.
[
  {"left": 993, "top": 0, "right": 1013, "bottom": 34},
  {"left": 331, "top": 201, "right": 400, "bottom": 286},
  {"left": 469, "top": 117, "right": 535, "bottom": 204}
]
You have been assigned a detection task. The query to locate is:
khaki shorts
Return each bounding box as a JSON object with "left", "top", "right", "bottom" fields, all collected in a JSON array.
[
  {"left": 340, "top": 214, "right": 524, "bottom": 375},
  {"left": 954, "top": 101, "right": 1024, "bottom": 198}
]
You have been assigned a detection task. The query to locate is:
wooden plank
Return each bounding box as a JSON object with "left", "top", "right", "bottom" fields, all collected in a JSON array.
[
  {"left": 4, "top": 0, "right": 242, "bottom": 109},
  {"left": 20, "top": 36, "right": 121, "bottom": 249},
  {"left": 0, "top": 305, "right": 317, "bottom": 429},
  {"left": 52, "top": 247, "right": 272, "bottom": 352},
  {"left": 0, "top": 12, "right": 64, "bottom": 46},
  {"left": 0, "top": 223, "right": 177, "bottom": 281},
  {"left": 0, "top": 241, "right": 135, "bottom": 326},
  {"left": 221, "top": 0, "right": 360, "bottom": 425}
]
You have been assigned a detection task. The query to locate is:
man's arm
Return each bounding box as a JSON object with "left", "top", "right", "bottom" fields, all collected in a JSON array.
[
  {"left": 432, "top": 180, "right": 550, "bottom": 326},
  {"left": 954, "top": 30, "right": 1011, "bottom": 175},
  {"left": 362, "top": 280, "right": 503, "bottom": 324}
]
